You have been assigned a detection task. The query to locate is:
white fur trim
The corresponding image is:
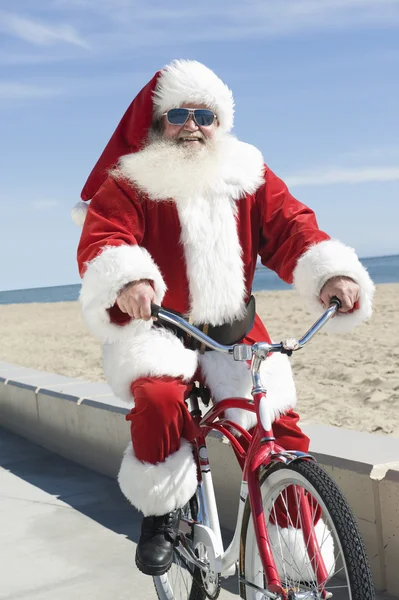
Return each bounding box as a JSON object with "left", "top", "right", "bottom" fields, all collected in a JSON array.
[
  {"left": 117, "top": 134, "right": 264, "bottom": 203},
  {"left": 118, "top": 439, "right": 197, "bottom": 516},
  {"left": 200, "top": 352, "right": 297, "bottom": 432},
  {"left": 102, "top": 327, "right": 198, "bottom": 403},
  {"left": 176, "top": 193, "right": 245, "bottom": 325},
  {"left": 71, "top": 201, "right": 88, "bottom": 227},
  {"left": 268, "top": 519, "right": 335, "bottom": 581},
  {"left": 153, "top": 60, "right": 234, "bottom": 133},
  {"left": 293, "top": 239, "right": 375, "bottom": 334},
  {"left": 80, "top": 244, "right": 166, "bottom": 343}
]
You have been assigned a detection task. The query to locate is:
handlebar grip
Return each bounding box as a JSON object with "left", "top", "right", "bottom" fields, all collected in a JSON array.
[
  {"left": 329, "top": 295, "right": 342, "bottom": 310},
  {"left": 151, "top": 303, "right": 161, "bottom": 318}
]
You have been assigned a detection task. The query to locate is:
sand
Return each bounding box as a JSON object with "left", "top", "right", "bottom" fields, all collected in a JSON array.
[{"left": 1, "top": 283, "right": 398, "bottom": 437}]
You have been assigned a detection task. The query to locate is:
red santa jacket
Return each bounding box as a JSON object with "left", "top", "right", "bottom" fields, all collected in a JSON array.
[{"left": 77, "top": 136, "right": 373, "bottom": 346}]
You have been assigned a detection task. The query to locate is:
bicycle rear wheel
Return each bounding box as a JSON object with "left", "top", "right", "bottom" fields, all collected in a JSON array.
[
  {"left": 154, "top": 491, "right": 219, "bottom": 600},
  {"left": 154, "top": 563, "right": 206, "bottom": 600},
  {"left": 240, "top": 460, "right": 375, "bottom": 600}
]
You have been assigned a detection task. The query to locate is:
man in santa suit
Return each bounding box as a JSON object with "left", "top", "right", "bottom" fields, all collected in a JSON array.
[{"left": 75, "top": 59, "right": 374, "bottom": 577}]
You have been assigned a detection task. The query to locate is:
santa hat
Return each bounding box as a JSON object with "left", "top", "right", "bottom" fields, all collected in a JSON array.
[{"left": 72, "top": 60, "right": 235, "bottom": 225}]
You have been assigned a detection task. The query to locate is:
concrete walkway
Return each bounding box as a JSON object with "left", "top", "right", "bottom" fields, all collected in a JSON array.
[
  {"left": 0, "top": 427, "right": 238, "bottom": 600},
  {"left": 1, "top": 426, "right": 397, "bottom": 600}
]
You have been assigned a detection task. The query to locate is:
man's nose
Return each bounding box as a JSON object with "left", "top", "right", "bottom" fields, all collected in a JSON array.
[{"left": 183, "top": 115, "right": 198, "bottom": 131}]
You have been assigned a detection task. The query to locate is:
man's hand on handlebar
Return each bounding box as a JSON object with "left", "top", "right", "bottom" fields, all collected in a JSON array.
[
  {"left": 320, "top": 276, "right": 360, "bottom": 313},
  {"left": 116, "top": 279, "right": 155, "bottom": 320}
]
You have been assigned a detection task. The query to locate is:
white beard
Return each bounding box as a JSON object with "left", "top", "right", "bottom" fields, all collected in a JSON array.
[{"left": 116, "top": 129, "right": 264, "bottom": 203}]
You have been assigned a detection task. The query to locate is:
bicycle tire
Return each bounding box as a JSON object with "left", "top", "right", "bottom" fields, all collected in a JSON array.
[
  {"left": 154, "top": 566, "right": 207, "bottom": 600},
  {"left": 153, "top": 489, "right": 212, "bottom": 600},
  {"left": 240, "top": 460, "right": 375, "bottom": 600}
]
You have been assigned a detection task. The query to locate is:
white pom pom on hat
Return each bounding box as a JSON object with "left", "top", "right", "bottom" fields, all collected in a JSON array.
[{"left": 71, "top": 201, "right": 88, "bottom": 227}]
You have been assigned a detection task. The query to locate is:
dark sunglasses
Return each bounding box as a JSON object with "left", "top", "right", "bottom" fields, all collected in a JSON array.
[{"left": 163, "top": 107, "right": 217, "bottom": 127}]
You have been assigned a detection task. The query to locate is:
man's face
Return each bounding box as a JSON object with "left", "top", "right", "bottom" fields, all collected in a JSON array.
[{"left": 162, "top": 102, "right": 218, "bottom": 148}]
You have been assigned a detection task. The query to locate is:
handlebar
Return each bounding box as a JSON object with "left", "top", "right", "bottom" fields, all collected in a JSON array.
[{"left": 151, "top": 296, "right": 342, "bottom": 362}]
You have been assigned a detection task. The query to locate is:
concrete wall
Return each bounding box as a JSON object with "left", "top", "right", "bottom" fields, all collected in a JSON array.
[
  {"left": 207, "top": 427, "right": 399, "bottom": 592},
  {"left": 1, "top": 360, "right": 398, "bottom": 594}
]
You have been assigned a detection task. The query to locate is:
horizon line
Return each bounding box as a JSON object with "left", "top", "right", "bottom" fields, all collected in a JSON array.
[{"left": 0, "top": 252, "right": 398, "bottom": 295}]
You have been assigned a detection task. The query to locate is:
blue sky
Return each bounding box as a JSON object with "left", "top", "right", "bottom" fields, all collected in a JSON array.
[{"left": 1, "top": 0, "right": 399, "bottom": 291}]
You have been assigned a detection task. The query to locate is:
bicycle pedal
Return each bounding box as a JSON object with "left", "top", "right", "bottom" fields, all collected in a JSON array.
[{"left": 179, "top": 520, "right": 191, "bottom": 536}]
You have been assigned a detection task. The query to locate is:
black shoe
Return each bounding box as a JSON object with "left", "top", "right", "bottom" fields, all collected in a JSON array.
[{"left": 135, "top": 509, "right": 181, "bottom": 576}]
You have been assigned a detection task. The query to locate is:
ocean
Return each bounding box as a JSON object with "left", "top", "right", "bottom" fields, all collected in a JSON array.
[{"left": 1, "top": 254, "right": 398, "bottom": 305}]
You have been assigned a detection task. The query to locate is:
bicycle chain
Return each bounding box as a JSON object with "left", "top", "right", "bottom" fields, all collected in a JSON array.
[{"left": 203, "top": 572, "right": 221, "bottom": 600}]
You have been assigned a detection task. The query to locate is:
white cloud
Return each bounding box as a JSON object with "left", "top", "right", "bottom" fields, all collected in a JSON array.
[
  {"left": 0, "top": 71, "right": 149, "bottom": 104},
  {"left": 338, "top": 145, "right": 399, "bottom": 164},
  {"left": 0, "top": 52, "right": 70, "bottom": 66},
  {"left": 3, "top": 0, "right": 399, "bottom": 61},
  {"left": 285, "top": 166, "right": 399, "bottom": 187},
  {"left": 51, "top": 0, "right": 399, "bottom": 37},
  {"left": 31, "top": 200, "right": 60, "bottom": 210},
  {"left": 250, "top": 0, "right": 399, "bottom": 35},
  {"left": 0, "top": 82, "right": 62, "bottom": 99},
  {"left": 0, "top": 11, "right": 90, "bottom": 49}
]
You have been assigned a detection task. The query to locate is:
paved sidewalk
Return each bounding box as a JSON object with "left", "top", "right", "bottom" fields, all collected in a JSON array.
[
  {"left": 1, "top": 427, "right": 396, "bottom": 600},
  {"left": 0, "top": 427, "right": 238, "bottom": 600}
]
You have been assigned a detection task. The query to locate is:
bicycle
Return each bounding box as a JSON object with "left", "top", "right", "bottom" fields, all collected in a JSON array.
[{"left": 150, "top": 300, "right": 375, "bottom": 600}]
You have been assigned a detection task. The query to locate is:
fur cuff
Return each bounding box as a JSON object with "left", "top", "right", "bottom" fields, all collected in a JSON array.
[
  {"left": 103, "top": 327, "right": 198, "bottom": 404},
  {"left": 118, "top": 440, "right": 198, "bottom": 516},
  {"left": 80, "top": 244, "right": 166, "bottom": 342},
  {"left": 268, "top": 519, "right": 335, "bottom": 581},
  {"left": 293, "top": 239, "right": 375, "bottom": 334}
]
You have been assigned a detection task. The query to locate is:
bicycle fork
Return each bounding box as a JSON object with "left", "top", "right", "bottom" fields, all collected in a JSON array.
[
  {"left": 246, "top": 380, "right": 331, "bottom": 598},
  {"left": 297, "top": 487, "right": 330, "bottom": 597}
]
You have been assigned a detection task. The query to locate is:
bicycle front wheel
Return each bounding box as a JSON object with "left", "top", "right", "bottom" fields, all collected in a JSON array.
[{"left": 240, "top": 460, "right": 375, "bottom": 600}]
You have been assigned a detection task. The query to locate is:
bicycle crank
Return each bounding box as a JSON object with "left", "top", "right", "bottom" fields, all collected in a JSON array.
[{"left": 195, "top": 541, "right": 221, "bottom": 599}]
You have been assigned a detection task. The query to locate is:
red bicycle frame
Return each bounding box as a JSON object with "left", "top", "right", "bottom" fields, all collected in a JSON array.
[
  {"left": 191, "top": 390, "right": 330, "bottom": 598},
  {"left": 151, "top": 299, "right": 341, "bottom": 596}
]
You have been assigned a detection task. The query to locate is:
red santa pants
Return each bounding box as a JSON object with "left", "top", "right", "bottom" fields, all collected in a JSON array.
[
  {"left": 127, "top": 376, "right": 202, "bottom": 464},
  {"left": 126, "top": 375, "right": 318, "bottom": 527}
]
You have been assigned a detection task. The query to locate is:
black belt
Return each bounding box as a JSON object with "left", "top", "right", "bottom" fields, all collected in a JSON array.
[{"left": 154, "top": 296, "right": 256, "bottom": 353}]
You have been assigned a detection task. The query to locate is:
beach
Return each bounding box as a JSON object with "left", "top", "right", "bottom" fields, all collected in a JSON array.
[{"left": 1, "top": 283, "right": 398, "bottom": 437}]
